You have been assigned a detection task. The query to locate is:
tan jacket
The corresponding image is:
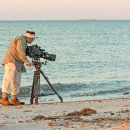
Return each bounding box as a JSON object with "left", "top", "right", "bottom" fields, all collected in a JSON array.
[{"left": 2, "top": 36, "right": 29, "bottom": 72}]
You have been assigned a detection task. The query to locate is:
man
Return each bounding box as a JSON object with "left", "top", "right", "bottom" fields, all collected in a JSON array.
[{"left": 0, "top": 30, "right": 37, "bottom": 106}]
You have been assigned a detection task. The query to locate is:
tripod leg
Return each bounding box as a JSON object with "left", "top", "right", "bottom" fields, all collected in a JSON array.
[
  {"left": 33, "top": 71, "right": 40, "bottom": 104},
  {"left": 30, "top": 71, "right": 40, "bottom": 104},
  {"left": 40, "top": 69, "right": 63, "bottom": 102},
  {"left": 30, "top": 76, "right": 35, "bottom": 104}
]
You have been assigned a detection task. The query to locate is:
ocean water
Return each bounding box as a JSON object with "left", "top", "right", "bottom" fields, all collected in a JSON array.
[{"left": 0, "top": 20, "right": 130, "bottom": 104}]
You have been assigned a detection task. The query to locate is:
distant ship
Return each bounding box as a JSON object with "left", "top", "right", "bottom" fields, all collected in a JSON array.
[{"left": 78, "top": 19, "right": 96, "bottom": 21}]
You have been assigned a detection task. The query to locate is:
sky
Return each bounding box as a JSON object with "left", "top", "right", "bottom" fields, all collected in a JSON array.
[{"left": 0, "top": 0, "right": 130, "bottom": 20}]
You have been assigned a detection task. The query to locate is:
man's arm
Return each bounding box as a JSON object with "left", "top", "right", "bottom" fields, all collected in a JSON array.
[{"left": 16, "top": 39, "right": 32, "bottom": 66}]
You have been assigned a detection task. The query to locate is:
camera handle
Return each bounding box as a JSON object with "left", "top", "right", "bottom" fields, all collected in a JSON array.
[{"left": 30, "top": 60, "right": 63, "bottom": 104}]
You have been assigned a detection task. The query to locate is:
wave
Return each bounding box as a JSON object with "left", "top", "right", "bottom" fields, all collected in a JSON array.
[
  {"left": 0, "top": 82, "right": 129, "bottom": 98},
  {"left": 70, "top": 85, "right": 130, "bottom": 97}
]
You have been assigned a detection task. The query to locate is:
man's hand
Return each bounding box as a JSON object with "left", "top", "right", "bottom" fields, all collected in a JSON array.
[{"left": 26, "top": 61, "right": 32, "bottom": 67}]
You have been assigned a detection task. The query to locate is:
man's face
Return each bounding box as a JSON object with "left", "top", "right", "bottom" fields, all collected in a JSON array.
[{"left": 26, "top": 37, "right": 35, "bottom": 44}]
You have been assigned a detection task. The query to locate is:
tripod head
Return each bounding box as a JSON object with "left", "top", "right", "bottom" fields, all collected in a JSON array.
[{"left": 32, "top": 58, "right": 47, "bottom": 66}]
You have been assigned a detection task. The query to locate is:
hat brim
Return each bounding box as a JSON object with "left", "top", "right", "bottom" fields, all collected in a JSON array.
[{"left": 22, "top": 34, "right": 38, "bottom": 38}]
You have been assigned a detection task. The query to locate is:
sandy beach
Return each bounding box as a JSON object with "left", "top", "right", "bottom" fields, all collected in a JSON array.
[{"left": 0, "top": 98, "right": 130, "bottom": 130}]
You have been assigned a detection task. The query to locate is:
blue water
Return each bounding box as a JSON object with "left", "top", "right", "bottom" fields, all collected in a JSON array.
[{"left": 0, "top": 20, "right": 130, "bottom": 104}]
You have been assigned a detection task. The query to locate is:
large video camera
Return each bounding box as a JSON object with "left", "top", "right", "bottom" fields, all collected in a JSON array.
[{"left": 26, "top": 44, "right": 56, "bottom": 61}]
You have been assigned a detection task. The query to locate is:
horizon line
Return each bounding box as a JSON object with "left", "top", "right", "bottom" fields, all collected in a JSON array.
[{"left": 0, "top": 19, "right": 130, "bottom": 21}]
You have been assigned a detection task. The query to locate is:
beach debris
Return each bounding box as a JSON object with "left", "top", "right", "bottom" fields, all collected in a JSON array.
[
  {"left": 79, "top": 123, "right": 86, "bottom": 127},
  {"left": 15, "top": 106, "right": 23, "bottom": 109},
  {"left": 25, "top": 120, "right": 32, "bottom": 123},
  {"left": 23, "top": 110, "right": 32, "bottom": 112},
  {"left": 65, "top": 108, "right": 97, "bottom": 116},
  {"left": 45, "top": 121, "right": 70, "bottom": 127},
  {"left": 32, "top": 115, "right": 47, "bottom": 120},
  {"left": 32, "top": 115, "right": 61, "bottom": 121},
  {"left": 65, "top": 125, "right": 69, "bottom": 128},
  {"left": 80, "top": 108, "right": 97, "bottom": 114},
  {"left": 106, "top": 122, "right": 130, "bottom": 130},
  {"left": 83, "top": 117, "right": 122, "bottom": 126},
  {"left": 29, "top": 107, "right": 130, "bottom": 129},
  {"left": 122, "top": 92, "right": 129, "bottom": 95},
  {"left": 46, "top": 121, "right": 52, "bottom": 126},
  {"left": 16, "top": 121, "right": 24, "bottom": 123},
  {"left": 0, "top": 121, "right": 9, "bottom": 124},
  {"left": 124, "top": 110, "right": 130, "bottom": 122},
  {"left": 31, "top": 108, "right": 97, "bottom": 125},
  {"left": 110, "top": 113, "right": 114, "bottom": 115}
]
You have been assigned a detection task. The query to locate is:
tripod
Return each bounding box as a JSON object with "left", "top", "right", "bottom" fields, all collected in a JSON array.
[{"left": 30, "top": 58, "right": 63, "bottom": 104}]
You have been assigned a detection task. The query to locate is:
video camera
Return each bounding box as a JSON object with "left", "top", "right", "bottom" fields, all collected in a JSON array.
[{"left": 26, "top": 44, "right": 56, "bottom": 61}]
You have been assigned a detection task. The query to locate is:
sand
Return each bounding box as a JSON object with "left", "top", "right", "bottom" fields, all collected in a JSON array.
[{"left": 0, "top": 98, "right": 130, "bottom": 130}]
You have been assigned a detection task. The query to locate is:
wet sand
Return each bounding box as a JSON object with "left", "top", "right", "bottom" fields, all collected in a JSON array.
[{"left": 0, "top": 98, "right": 130, "bottom": 130}]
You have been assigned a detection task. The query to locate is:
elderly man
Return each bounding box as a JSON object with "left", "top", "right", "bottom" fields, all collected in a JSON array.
[{"left": 0, "top": 30, "right": 37, "bottom": 106}]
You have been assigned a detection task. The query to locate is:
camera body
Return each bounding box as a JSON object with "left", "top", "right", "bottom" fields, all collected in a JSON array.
[{"left": 26, "top": 44, "right": 56, "bottom": 61}]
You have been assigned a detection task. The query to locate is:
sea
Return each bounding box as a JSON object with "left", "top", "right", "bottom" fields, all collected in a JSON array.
[{"left": 0, "top": 20, "right": 130, "bottom": 104}]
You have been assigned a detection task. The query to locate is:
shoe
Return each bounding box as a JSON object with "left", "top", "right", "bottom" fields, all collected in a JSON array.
[
  {"left": 0, "top": 97, "right": 10, "bottom": 106},
  {"left": 16, "top": 98, "right": 25, "bottom": 105},
  {"left": 10, "top": 98, "right": 25, "bottom": 106}
]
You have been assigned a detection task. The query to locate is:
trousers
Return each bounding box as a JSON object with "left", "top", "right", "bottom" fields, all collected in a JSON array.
[{"left": 2, "top": 63, "right": 21, "bottom": 95}]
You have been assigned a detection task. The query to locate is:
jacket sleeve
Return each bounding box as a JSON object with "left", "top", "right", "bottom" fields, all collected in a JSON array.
[{"left": 16, "top": 39, "right": 29, "bottom": 64}]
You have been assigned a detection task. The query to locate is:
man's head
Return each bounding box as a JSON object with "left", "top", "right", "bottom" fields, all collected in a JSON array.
[{"left": 22, "top": 30, "right": 37, "bottom": 43}]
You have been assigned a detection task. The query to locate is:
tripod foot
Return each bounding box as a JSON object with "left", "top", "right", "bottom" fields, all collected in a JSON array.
[
  {"left": 35, "top": 98, "right": 38, "bottom": 104},
  {"left": 30, "top": 99, "right": 34, "bottom": 104}
]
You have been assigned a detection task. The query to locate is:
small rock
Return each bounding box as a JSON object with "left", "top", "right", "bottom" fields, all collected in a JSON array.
[
  {"left": 23, "top": 110, "right": 32, "bottom": 112},
  {"left": 16, "top": 121, "right": 24, "bottom": 123},
  {"left": 46, "top": 121, "right": 52, "bottom": 126},
  {"left": 110, "top": 112, "right": 114, "bottom": 115}
]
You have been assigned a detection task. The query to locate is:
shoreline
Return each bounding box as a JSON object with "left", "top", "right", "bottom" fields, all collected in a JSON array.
[{"left": 0, "top": 98, "right": 130, "bottom": 130}]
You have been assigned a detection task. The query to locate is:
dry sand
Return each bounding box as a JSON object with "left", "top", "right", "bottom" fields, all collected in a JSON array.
[{"left": 0, "top": 98, "right": 130, "bottom": 130}]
